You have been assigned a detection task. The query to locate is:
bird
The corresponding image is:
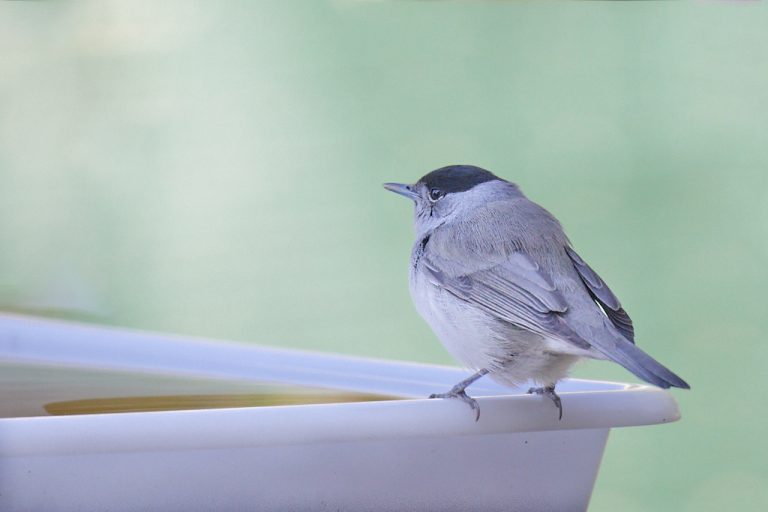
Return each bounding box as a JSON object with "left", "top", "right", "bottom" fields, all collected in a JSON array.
[{"left": 383, "top": 165, "right": 689, "bottom": 421}]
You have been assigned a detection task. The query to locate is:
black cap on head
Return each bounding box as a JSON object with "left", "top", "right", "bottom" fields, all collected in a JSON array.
[{"left": 417, "top": 165, "right": 500, "bottom": 194}]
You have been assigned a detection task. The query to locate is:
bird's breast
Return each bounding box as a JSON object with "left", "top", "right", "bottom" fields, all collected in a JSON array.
[{"left": 409, "top": 262, "right": 514, "bottom": 371}]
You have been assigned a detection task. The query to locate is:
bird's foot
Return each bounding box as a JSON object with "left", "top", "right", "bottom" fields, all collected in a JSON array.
[
  {"left": 429, "top": 388, "right": 481, "bottom": 422},
  {"left": 527, "top": 385, "right": 563, "bottom": 420}
]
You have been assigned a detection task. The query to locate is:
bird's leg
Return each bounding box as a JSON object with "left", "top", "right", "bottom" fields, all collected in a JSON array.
[
  {"left": 527, "top": 385, "right": 563, "bottom": 420},
  {"left": 429, "top": 368, "right": 490, "bottom": 421}
]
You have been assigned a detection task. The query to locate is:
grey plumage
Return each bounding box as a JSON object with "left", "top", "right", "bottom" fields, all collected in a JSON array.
[
  {"left": 384, "top": 165, "right": 689, "bottom": 419},
  {"left": 565, "top": 246, "right": 635, "bottom": 343}
]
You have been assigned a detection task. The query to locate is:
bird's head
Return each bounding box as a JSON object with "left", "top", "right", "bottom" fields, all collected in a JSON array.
[{"left": 384, "top": 165, "right": 514, "bottom": 236}]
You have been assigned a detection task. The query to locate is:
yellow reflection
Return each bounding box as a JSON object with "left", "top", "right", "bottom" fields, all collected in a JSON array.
[{"left": 44, "top": 392, "right": 392, "bottom": 416}]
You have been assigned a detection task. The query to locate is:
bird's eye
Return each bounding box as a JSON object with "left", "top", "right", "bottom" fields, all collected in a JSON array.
[{"left": 428, "top": 188, "right": 444, "bottom": 202}]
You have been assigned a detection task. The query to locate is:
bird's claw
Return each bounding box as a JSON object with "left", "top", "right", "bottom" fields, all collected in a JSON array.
[
  {"left": 528, "top": 386, "right": 563, "bottom": 420},
  {"left": 429, "top": 389, "right": 481, "bottom": 421}
]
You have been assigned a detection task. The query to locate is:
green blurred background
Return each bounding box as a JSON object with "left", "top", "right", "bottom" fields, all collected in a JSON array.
[{"left": 1, "top": 1, "right": 766, "bottom": 510}]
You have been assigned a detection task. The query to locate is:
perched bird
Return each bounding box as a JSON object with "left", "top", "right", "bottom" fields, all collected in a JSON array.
[{"left": 384, "top": 165, "right": 689, "bottom": 420}]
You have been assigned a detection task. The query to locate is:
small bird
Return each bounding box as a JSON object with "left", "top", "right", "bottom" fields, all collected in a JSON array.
[{"left": 384, "top": 165, "right": 689, "bottom": 420}]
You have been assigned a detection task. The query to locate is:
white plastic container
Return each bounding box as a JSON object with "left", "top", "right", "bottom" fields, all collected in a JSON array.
[{"left": 0, "top": 314, "right": 681, "bottom": 512}]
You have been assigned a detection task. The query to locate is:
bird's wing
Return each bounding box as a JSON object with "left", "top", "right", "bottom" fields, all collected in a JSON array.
[
  {"left": 421, "top": 250, "right": 593, "bottom": 350},
  {"left": 564, "top": 246, "right": 635, "bottom": 343}
]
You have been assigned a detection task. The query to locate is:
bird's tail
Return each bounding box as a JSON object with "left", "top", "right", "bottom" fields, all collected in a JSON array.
[{"left": 605, "top": 337, "right": 690, "bottom": 389}]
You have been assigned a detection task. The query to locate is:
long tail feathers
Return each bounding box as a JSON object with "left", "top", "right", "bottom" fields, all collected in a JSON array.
[{"left": 604, "top": 338, "right": 690, "bottom": 389}]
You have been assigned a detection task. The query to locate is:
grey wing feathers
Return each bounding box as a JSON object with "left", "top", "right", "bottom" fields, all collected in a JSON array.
[
  {"left": 565, "top": 246, "right": 635, "bottom": 343},
  {"left": 422, "top": 244, "right": 689, "bottom": 389},
  {"left": 422, "top": 252, "right": 592, "bottom": 350},
  {"left": 563, "top": 247, "right": 688, "bottom": 389}
]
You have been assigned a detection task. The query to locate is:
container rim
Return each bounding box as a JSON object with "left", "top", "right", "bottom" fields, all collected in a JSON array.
[{"left": 0, "top": 312, "right": 681, "bottom": 457}]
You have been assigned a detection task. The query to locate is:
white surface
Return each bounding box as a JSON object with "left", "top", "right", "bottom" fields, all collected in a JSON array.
[
  {"left": 0, "top": 314, "right": 681, "bottom": 511},
  {"left": 1, "top": 429, "right": 609, "bottom": 512}
]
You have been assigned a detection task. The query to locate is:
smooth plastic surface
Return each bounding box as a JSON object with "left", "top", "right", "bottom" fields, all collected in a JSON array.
[{"left": 0, "top": 314, "right": 681, "bottom": 512}]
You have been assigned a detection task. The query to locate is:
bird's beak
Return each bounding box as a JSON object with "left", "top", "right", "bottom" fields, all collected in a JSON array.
[{"left": 383, "top": 182, "right": 419, "bottom": 201}]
